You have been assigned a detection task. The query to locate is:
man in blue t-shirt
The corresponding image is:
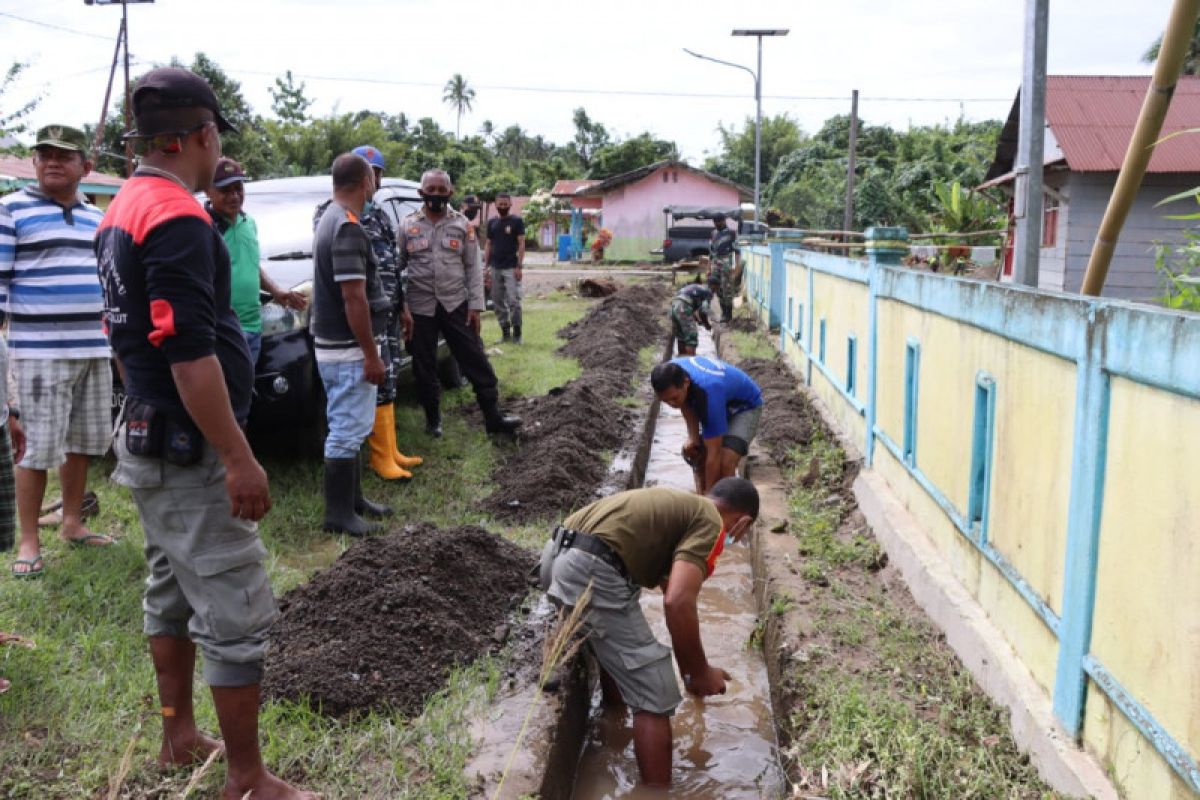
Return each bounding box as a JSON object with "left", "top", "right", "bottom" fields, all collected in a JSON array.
[{"left": 650, "top": 356, "right": 763, "bottom": 493}]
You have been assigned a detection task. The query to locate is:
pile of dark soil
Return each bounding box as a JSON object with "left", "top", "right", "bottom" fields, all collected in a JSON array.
[
  {"left": 739, "top": 356, "right": 817, "bottom": 466},
  {"left": 578, "top": 277, "right": 619, "bottom": 297},
  {"left": 263, "top": 524, "right": 535, "bottom": 717},
  {"left": 483, "top": 283, "right": 668, "bottom": 521},
  {"left": 725, "top": 315, "right": 759, "bottom": 333}
]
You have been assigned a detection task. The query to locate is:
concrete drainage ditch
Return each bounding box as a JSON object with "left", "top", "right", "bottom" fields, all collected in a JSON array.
[{"left": 467, "top": 324, "right": 787, "bottom": 800}]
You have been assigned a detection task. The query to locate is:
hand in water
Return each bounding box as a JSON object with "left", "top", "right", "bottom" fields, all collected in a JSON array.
[{"left": 686, "top": 665, "right": 731, "bottom": 697}]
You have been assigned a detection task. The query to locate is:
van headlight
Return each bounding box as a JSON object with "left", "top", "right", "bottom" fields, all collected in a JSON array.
[{"left": 260, "top": 281, "right": 312, "bottom": 337}]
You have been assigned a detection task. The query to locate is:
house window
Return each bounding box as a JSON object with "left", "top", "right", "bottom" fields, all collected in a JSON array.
[
  {"left": 846, "top": 335, "right": 857, "bottom": 397},
  {"left": 967, "top": 372, "right": 997, "bottom": 541},
  {"left": 903, "top": 339, "right": 920, "bottom": 465},
  {"left": 1041, "top": 193, "right": 1059, "bottom": 248}
]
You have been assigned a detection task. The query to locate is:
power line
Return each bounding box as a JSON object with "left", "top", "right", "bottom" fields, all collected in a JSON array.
[{"left": 0, "top": 10, "right": 115, "bottom": 41}]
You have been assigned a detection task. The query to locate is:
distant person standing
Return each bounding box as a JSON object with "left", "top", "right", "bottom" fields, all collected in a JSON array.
[
  {"left": 204, "top": 157, "right": 306, "bottom": 365},
  {"left": 669, "top": 281, "right": 713, "bottom": 357},
  {"left": 311, "top": 153, "right": 401, "bottom": 535},
  {"left": 398, "top": 170, "right": 520, "bottom": 438},
  {"left": 709, "top": 213, "right": 739, "bottom": 321},
  {"left": 0, "top": 124, "right": 114, "bottom": 579},
  {"left": 484, "top": 192, "right": 525, "bottom": 343}
]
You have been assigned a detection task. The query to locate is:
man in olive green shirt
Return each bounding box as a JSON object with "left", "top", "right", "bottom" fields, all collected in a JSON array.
[{"left": 539, "top": 477, "right": 760, "bottom": 787}]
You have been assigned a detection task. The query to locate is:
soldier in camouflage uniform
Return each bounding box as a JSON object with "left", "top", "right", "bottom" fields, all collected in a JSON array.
[
  {"left": 670, "top": 281, "right": 713, "bottom": 356},
  {"left": 313, "top": 145, "right": 423, "bottom": 479},
  {"left": 708, "top": 213, "right": 739, "bottom": 322}
]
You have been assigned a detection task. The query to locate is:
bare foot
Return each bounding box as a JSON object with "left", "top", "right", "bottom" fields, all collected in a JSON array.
[
  {"left": 223, "top": 769, "right": 319, "bottom": 800},
  {"left": 158, "top": 731, "right": 225, "bottom": 768},
  {"left": 0, "top": 677, "right": 10, "bottom": 694},
  {"left": 59, "top": 526, "right": 114, "bottom": 547}
]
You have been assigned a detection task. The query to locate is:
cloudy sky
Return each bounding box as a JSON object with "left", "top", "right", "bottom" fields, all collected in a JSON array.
[{"left": 1, "top": 0, "right": 1169, "bottom": 164}]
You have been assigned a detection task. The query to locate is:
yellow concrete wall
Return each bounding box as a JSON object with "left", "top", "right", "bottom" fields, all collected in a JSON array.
[
  {"left": 809, "top": 271, "right": 868, "bottom": 443},
  {"left": 1084, "top": 683, "right": 1197, "bottom": 800},
  {"left": 780, "top": 261, "right": 809, "bottom": 375},
  {"left": 745, "top": 250, "right": 771, "bottom": 327},
  {"left": 1088, "top": 378, "right": 1200, "bottom": 779}
]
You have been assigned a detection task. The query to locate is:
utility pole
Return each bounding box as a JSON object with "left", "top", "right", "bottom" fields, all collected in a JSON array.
[
  {"left": 843, "top": 89, "right": 859, "bottom": 234},
  {"left": 1012, "top": 0, "right": 1049, "bottom": 287},
  {"left": 84, "top": 0, "right": 154, "bottom": 176},
  {"left": 93, "top": 17, "right": 125, "bottom": 157}
]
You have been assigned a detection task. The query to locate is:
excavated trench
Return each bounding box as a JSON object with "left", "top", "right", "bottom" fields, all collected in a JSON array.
[{"left": 468, "top": 324, "right": 785, "bottom": 799}]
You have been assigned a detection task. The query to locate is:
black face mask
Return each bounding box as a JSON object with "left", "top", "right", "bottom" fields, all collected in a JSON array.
[
  {"left": 464, "top": 207, "right": 478, "bottom": 220},
  {"left": 421, "top": 193, "right": 449, "bottom": 213},
  {"left": 497, "top": 206, "right": 510, "bottom": 217}
]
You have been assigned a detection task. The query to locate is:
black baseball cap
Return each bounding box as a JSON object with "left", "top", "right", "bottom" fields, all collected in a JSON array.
[{"left": 132, "top": 67, "right": 236, "bottom": 135}]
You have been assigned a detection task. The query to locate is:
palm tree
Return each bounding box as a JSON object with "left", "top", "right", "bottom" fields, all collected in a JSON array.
[{"left": 443, "top": 74, "right": 476, "bottom": 139}]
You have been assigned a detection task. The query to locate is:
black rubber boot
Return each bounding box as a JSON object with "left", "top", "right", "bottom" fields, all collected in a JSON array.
[
  {"left": 513, "top": 325, "right": 522, "bottom": 344},
  {"left": 481, "top": 400, "right": 522, "bottom": 437},
  {"left": 501, "top": 327, "right": 512, "bottom": 343},
  {"left": 424, "top": 405, "right": 443, "bottom": 438},
  {"left": 354, "top": 454, "right": 393, "bottom": 520},
  {"left": 322, "top": 458, "right": 380, "bottom": 536}
]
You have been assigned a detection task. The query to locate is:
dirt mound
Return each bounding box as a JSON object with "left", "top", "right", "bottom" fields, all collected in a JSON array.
[
  {"left": 578, "top": 277, "right": 619, "bottom": 297},
  {"left": 725, "top": 315, "right": 759, "bottom": 333},
  {"left": 263, "top": 525, "right": 535, "bottom": 717},
  {"left": 739, "top": 356, "right": 816, "bottom": 466},
  {"left": 484, "top": 283, "right": 668, "bottom": 521}
]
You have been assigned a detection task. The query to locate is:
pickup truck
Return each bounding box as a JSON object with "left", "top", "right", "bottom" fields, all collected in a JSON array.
[{"left": 660, "top": 205, "right": 767, "bottom": 263}]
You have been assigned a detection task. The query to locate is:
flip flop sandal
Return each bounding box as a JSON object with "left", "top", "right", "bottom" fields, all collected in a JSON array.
[
  {"left": 11, "top": 556, "right": 44, "bottom": 579},
  {"left": 39, "top": 497, "right": 63, "bottom": 515},
  {"left": 81, "top": 491, "right": 100, "bottom": 519},
  {"left": 0, "top": 633, "right": 35, "bottom": 649},
  {"left": 66, "top": 533, "right": 115, "bottom": 548},
  {"left": 38, "top": 510, "right": 63, "bottom": 528},
  {"left": 0, "top": 678, "right": 9, "bottom": 695}
]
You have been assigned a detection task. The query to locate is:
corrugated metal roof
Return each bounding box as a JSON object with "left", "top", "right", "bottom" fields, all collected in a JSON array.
[
  {"left": 1046, "top": 75, "right": 1200, "bottom": 172},
  {"left": 550, "top": 179, "right": 600, "bottom": 197}
]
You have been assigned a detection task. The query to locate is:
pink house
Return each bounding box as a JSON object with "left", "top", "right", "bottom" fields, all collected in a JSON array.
[{"left": 574, "top": 160, "right": 750, "bottom": 261}]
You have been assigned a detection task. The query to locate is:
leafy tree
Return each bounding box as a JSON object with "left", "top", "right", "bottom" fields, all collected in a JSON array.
[
  {"left": 1143, "top": 17, "right": 1200, "bottom": 74},
  {"left": 0, "top": 62, "right": 40, "bottom": 143},
  {"left": 269, "top": 70, "right": 313, "bottom": 124},
  {"left": 570, "top": 107, "right": 610, "bottom": 170},
  {"left": 704, "top": 114, "right": 804, "bottom": 189},
  {"left": 588, "top": 133, "right": 678, "bottom": 178},
  {"left": 443, "top": 74, "right": 475, "bottom": 139}
]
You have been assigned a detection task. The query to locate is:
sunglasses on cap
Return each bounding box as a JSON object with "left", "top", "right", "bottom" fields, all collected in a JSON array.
[{"left": 123, "top": 120, "right": 214, "bottom": 156}]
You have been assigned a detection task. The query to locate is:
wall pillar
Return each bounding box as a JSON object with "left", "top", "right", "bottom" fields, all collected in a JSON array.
[{"left": 863, "top": 227, "right": 908, "bottom": 466}]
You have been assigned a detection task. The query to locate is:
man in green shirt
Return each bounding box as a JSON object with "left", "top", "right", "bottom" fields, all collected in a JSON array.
[
  {"left": 539, "top": 477, "right": 760, "bottom": 787},
  {"left": 205, "top": 157, "right": 307, "bottom": 364}
]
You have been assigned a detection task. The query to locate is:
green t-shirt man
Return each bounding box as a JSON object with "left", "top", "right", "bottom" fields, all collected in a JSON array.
[
  {"left": 220, "top": 212, "right": 263, "bottom": 334},
  {"left": 562, "top": 486, "right": 724, "bottom": 588}
]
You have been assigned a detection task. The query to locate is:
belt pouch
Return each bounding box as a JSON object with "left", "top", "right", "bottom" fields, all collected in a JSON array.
[{"left": 124, "top": 397, "right": 165, "bottom": 457}]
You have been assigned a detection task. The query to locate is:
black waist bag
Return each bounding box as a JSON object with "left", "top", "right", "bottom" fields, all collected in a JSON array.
[{"left": 124, "top": 397, "right": 204, "bottom": 466}]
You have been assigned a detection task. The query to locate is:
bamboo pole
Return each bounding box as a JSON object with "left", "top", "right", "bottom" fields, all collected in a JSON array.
[{"left": 1079, "top": 0, "right": 1200, "bottom": 296}]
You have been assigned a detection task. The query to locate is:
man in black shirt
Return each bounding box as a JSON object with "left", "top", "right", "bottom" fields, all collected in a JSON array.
[
  {"left": 484, "top": 192, "right": 526, "bottom": 343},
  {"left": 95, "top": 67, "right": 316, "bottom": 800}
]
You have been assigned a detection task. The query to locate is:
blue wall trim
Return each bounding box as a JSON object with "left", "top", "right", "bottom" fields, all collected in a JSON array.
[
  {"left": 1053, "top": 311, "right": 1111, "bottom": 738},
  {"left": 1082, "top": 655, "right": 1200, "bottom": 794},
  {"left": 903, "top": 339, "right": 920, "bottom": 465}
]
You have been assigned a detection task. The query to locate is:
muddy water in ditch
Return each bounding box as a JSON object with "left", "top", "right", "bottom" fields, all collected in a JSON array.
[{"left": 572, "top": 332, "right": 784, "bottom": 799}]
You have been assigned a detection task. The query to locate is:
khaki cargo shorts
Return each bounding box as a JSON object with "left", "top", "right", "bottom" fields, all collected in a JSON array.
[
  {"left": 542, "top": 541, "right": 682, "bottom": 716},
  {"left": 112, "top": 426, "right": 277, "bottom": 687}
]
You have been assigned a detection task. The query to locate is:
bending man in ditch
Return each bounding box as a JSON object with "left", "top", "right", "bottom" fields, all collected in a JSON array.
[
  {"left": 669, "top": 279, "right": 714, "bottom": 356},
  {"left": 539, "top": 477, "right": 760, "bottom": 787},
  {"left": 95, "top": 66, "right": 316, "bottom": 800},
  {"left": 651, "top": 356, "right": 763, "bottom": 493}
]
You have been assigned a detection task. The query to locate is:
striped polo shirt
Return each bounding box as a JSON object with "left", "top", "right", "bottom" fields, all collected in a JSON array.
[{"left": 0, "top": 185, "right": 110, "bottom": 360}]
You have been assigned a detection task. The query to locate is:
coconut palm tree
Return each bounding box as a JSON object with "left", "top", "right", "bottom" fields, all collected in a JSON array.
[{"left": 443, "top": 74, "right": 476, "bottom": 139}]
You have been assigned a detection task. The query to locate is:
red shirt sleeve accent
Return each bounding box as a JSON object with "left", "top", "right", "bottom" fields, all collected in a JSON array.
[
  {"left": 704, "top": 528, "right": 726, "bottom": 577},
  {"left": 148, "top": 298, "right": 176, "bottom": 347}
]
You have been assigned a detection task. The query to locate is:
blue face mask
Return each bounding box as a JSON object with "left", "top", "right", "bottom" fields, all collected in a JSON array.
[{"left": 725, "top": 531, "right": 737, "bottom": 547}]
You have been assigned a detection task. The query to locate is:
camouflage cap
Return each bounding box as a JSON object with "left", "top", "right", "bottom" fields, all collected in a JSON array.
[{"left": 34, "top": 124, "right": 89, "bottom": 155}]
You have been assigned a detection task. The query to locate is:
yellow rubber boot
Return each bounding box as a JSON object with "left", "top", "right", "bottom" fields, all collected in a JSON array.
[
  {"left": 379, "top": 404, "right": 423, "bottom": 468},
  {"left": 369, "top": 407, "right": 412, "bottom": 480}
]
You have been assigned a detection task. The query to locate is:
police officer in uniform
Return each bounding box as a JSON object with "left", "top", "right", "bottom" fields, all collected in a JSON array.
[
  {"left": 314, "top": 145, "right": 423, "bottom": 480},
  {"left": 396, "top": 169, "right": 520, "bottom": 438},
  {"left": 709, "top": 213, "right": 739, "bottom": 321}
]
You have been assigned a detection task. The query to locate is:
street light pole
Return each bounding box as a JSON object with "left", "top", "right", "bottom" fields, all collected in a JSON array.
[{"left": 685, "top": 28, "right": 788, "bottom": 223}]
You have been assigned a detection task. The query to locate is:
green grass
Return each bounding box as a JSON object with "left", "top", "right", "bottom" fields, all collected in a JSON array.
[{"left": 0, "top": 295, "right": 592, "bottom": 798}]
